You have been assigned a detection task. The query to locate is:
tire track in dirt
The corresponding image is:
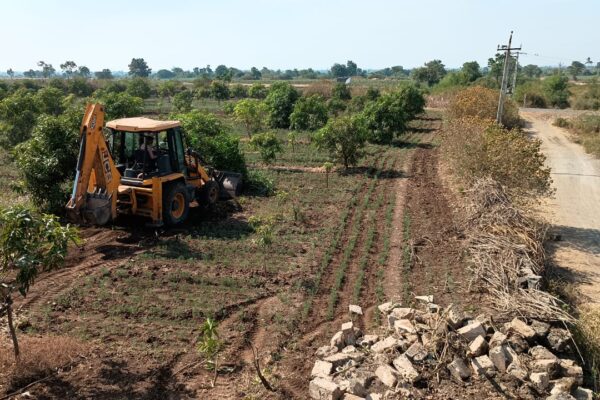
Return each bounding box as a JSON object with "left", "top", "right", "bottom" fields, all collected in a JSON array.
[{"left": 16, "top": 228, "right": 143, "bottom": 316}]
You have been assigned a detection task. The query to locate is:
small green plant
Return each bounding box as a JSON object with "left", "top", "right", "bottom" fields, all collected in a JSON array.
[
  {"left": 251, "top": 216, "right": 275, "bottom": 272},
  {"left": 197, "top": 318, "right": 222, "bottom": 387},
  {"left": 250, "top": 132, "right": 283, "bottom": 165},
  {"left": 287, "top": 131, "right": 299, "bottom": 153},
  {"left": 233, "top": 99, "right": 268, "bottom": 138},
  {"left": 0, "top": 206, "right": 79, "bottom": 361}
]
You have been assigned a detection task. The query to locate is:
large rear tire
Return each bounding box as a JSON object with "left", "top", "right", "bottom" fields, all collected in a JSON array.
[
  {"left": 198, "top": 180, "right": 220, "bottom": 208},
  {"left": 163, "top": 182, "right": 189, "bottom": 226}
]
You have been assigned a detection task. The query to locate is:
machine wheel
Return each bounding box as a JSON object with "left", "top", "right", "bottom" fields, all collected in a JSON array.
[
  {"left": 198, "top": 180, "right": 220, "bottom": 208},
  {"left": 163, "top": 182, "right": 190, "bottom": 226}
]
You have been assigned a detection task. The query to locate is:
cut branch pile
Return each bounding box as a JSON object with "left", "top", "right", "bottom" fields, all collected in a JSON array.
[{"left": 465, "top": 178, "right": 572, "bottom": 322}]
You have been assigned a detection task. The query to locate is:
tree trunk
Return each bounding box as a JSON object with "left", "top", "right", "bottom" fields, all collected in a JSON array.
[{"left": 6, "top": 299, "right": 20, "bottom": 362}]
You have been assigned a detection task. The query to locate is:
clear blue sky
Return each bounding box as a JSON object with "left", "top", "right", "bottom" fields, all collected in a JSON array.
[{"left": 1, "top": 0, "right": 598, "bottom": 72}]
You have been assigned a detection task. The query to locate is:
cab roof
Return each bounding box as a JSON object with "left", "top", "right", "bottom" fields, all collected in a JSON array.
[{"left": 105, "top": 117, "right": 181, "bottom": 132}]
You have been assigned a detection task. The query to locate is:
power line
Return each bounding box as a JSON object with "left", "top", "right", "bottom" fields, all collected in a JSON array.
[{"left": 496, "top": 31, "right": 521, "bottom": 125}]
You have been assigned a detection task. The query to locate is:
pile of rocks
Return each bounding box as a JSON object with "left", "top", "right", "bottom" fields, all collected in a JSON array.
[{"left": 308, "top": 300, "right": 593, "bottom": 400}]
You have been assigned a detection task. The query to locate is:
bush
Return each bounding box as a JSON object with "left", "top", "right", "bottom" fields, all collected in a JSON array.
[
  {"left": 34, "top": 87, "right": 65, "bottom": 116},
  {"left": 361, "top": 91, "right": 410, "bottom": 143},
  {"left": 514, "top": 80, "right": 547, "bottom": 108},
  {"left": 565, "top": 114, "right": 600, "bottom": 157},
  {"left": 230, "top": 84, "right": 248, "bottom": 98},
  {"left": 248, "top": 83, "right": 268, "bottom": 99},
  {"left": 172, "top": 90, "right": 194, "bottom": 112},
  {"left": 553, "top": 117, "right": 571, "bottom": 128},
  {"left": 396, "top": 85, "right": 425, "bottom": 119},
  {"left": 290, "top": 95, "right": 328, "bottom": 131},
  {"left": 249, "top": 132, "right": 283, "bottom": 165},
  {"left": 442, "top": 117, "right": 551, "bottom": 195},
  {"left": 265, "top": 82, "right": 299, "bottom": 128},
  {"left": 572, "top": 79, "right": 600, "bottom": 110},
  {"left": 14, "top": 113, "right": 81, "bottom": 213},
  {"left": 543, "top": 75, "right": 570, "bottom": 109},
  {"left": 0, "top": 89, "right": 40, "bottom": 147},
  {"left": 126, "top": 77, "right": 152, "bottom": 99},
  {"left": 93, "top": 92, "right": 144, "bottom": 120},
  {"left": 331, "top": 83, "right": 351, "bottom": 101},
  {"left": 245, "top": 170, "right": 275, "bottom": 196},
  {"left": 67, "top": 77, "right": 94, "bottom": 97},
  {"left": 447, "top": 86, "right": 520, "bottom": 128},
  {"left": 210, "top": 81, "right": 230, "bottom": 102},
  {"left": 315, "top": 114, "right": 367, "bottom": 169},
  {"left": 175, "top": 110, "right": 247, "bottom": 175},
  {"left": 233, "top": 99, "right": 268, "bottom": 137}
]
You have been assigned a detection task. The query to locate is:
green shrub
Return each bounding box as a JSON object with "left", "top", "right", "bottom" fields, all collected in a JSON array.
[
  {"left": 327, "top": 98, "right": 347, "bottom": 116},
  {"left": 230, "top": 84, "right": 248, "bottom": 99},
  {"left": 0, "top": 89, "right": 40, "bottom": 147},
  {"left": 245, "top": 170, "right": 274, "bottom": 196},
  {"left": 249, "top": 132, "right": 283, "bottom": 165},
  {"left": 543, "top": 75, "right": 570, "bottom": 109},
  {"left": 210, "top": 81, "right": 230, "bottom": 102},
  {"left": 290, "top": 95, "right": 328, "bottom": 131},
  {"left": 331, "top": 83, "right": 351, "bottom": 101},
  {"left": 514, "top": 80, "right": 547, "bottom": 108},
  {"left": 14, "top": 113, "right": 81, "bottom": 213},
  {"left": 572, "top": 79, "right": 600, "bottom": 110},
  {"left": 233, "top": 99, "right": 268, "bottom": 137},
  {"left": 248, "top": 83, "right": 268, "bottom": 99},
  {"left": 126, "top": 77, "right": 152, "bottom": 99},
  {"left": 93, "top": 92, "right": 144, "bottom": 120},
  {"left": 553, "top": 117, "right": 571, "bottom": 128},
  {"left": 34, "top": 87, "right": 65, "bottom": 116},
  {"left": 67, "top": 77, "right": 94, "bottom": 97},
  {"left": 361, "top": 91, "right": 410, "bottom": 143},
  {"left": 175, "top": 110, "right": 247, "bottom": 175},
  {"left": 265, "top": 82, "right": 299, "bottom": 128},
  {"left": 172, "top": 90, "right": 194, "bottom": 112},
  {"left": 315, "top": 114, "right": 367, "bottom": 169}
]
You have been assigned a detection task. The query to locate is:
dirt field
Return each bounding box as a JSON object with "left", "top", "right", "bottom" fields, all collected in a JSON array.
[
  {"left": 522, "top": 109, "right": 600, "bottom": 308},
  {"left": 0, "top": 111, "right": 530, "bottom": 399}
]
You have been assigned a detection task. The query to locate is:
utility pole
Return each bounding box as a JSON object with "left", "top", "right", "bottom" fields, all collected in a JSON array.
[
  {"left": 496, "top": 31, "right": 522, "bottom": 124},
  {"left": 509, "top": 51, "right": 520, "bottom": 96}
]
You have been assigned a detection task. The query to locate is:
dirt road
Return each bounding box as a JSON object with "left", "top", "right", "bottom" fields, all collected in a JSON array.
[{"left": 521, "top": 109, "right": 600, "bottom": 306}]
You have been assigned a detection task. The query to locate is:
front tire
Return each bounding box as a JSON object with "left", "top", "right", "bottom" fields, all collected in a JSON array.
[
  {"left": 163, "top": 182, "right": 190, "bottom": 226},
  {"left": 198, "top": 180, "right": 220, "bottom": 208}
]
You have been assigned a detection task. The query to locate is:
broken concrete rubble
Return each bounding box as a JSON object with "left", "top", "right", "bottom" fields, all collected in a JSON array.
[{"left": 308, "top": 302, "right": 591, "bottom": 399}]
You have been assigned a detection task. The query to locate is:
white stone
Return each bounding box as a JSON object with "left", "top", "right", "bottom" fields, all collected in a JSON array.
[
  {"left": 489, "top": 346, "right": 510, "bottom": 372},
  {"left": 309, "top": 377, "right": 342, "bottom": 400},
  {"left": 377, "top": 302, "right": 396, "bottom": 314},
  {"left": 342, "top": 345, "right": 357, "bottom": 354},
  {"left": 507, "top": 362, "right": 528, "bottom": 381},
  {"left": 530, "top": 372, "right": 550, "bottom": 391},
  {"left": 550, "top": 377, "right": 577, "bottom": 395},
  {"left": 331, "top": 331, "right": 344, "bottom": 350},
  {"left": 547, "top": 328, "right": 570, "bottom": 352},
  {"left": 394, "top": 319, "right": 417, "bottom": 335},
  {"left": 546, "top": 394, "right": 576, "bottom": 400},
  {"left": 392, "top": 354, "right": 420, "bottom": 383},
  {"left": 375, "top": 364, "right": 398, "bottom": 387},
  {"left": 489, "top": 331, "right": 507, "bottom": 348},
  {"left": 471, "top": 355, "right": 495, "bottom": 378},
  {"left": 446, "top": 305, "right": 467, "bottom": 328},
  {"left": 457, "top": 321, "right": 486, "bottom": 342},
  {"left": 531, "top": 320, "right": 551, "bottom": 338},
  {"left": 508, "top": 318, "right": 536, "bottom": 341},
  {"left": 560, "top": 360, "right": 583, "bottom": 385},
  {"left": 405, "top": 342, "right": 428, "bottom": 362},
  {"left": 468, "top": 335, "right": 488, "bottom": 357},
  {"left": 316, "top": 345, "right": 338, "bottom": 358},
  {"left": 387, "top": 307, "right": 415, "bottom": 329},
  {"left": 349, "top": 304, "right": 363, "bottom": 315},
  {"left": 365, "top": 394, "right": 382, "bottom": 400},
  {"left": 358, "top": 334, "right": 379, "bottom": 347},
  {"left": 448, "top": 358, "right": 471, "bottom": 381},
  {"left": 371, "top": 336, "right": 397, "bottom": 353},
  {"left": 324, "top": 353, "right": 351, "bottom": 368},
  {"left": 342, "top": 394, "right": 365, "bottom": 400},
  {"left": 530, "top": 345, "right": 558, "bottom": 361},
  {"left": 311, "top": 360, "right": 333, "bottom": 378},
  {"left": 531, "top": 358, "right": 559, "bottom": 376},
  {"left": 415, "top": 295, "right": 433, "bottom": 303},
  {"left": 573, "top": 387, "right": 594, "bottom": 400}
]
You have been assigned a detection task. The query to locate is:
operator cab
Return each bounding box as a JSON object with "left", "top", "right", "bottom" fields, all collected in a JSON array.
[{"left": 106, "top": 118, "right": 188, "bottom": 186}]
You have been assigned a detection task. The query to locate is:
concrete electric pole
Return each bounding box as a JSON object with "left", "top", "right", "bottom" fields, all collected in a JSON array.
[{"left": 496, "top": 31, "right": 522, "bottom": 124}]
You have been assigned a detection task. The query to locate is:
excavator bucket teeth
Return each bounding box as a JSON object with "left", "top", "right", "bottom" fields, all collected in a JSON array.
[{"left": 214, "top": 171, "right": 243, "bottom": 199}]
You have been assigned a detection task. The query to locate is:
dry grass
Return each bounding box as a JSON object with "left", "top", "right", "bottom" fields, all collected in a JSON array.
[
  {"left": 464, "top": 178, "right": 572, "bottom": 322},
  {"left": 447, "top": 86, "right": 520, "bottom": 128},
  {"left": 575, "top": 304, "right": 600, "bottom": 391},
  {"left": 301, "top": 80, "right": 333, "bottom": 98},
  {"left": 0, "top": 336, "right": 86, "bottom": 392}
]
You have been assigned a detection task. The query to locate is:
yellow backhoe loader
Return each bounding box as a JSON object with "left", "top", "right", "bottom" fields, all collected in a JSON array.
[{"left": 66, "top": 103, "right": 242, "bottom": 226}]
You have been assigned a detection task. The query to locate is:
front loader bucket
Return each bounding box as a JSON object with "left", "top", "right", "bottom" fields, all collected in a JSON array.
[
  {"left": 214, "top": 171, "right": 243, "bottom": 199},
  {"left": 66, "top": 189, "right": 112, "bottom": 226}
]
